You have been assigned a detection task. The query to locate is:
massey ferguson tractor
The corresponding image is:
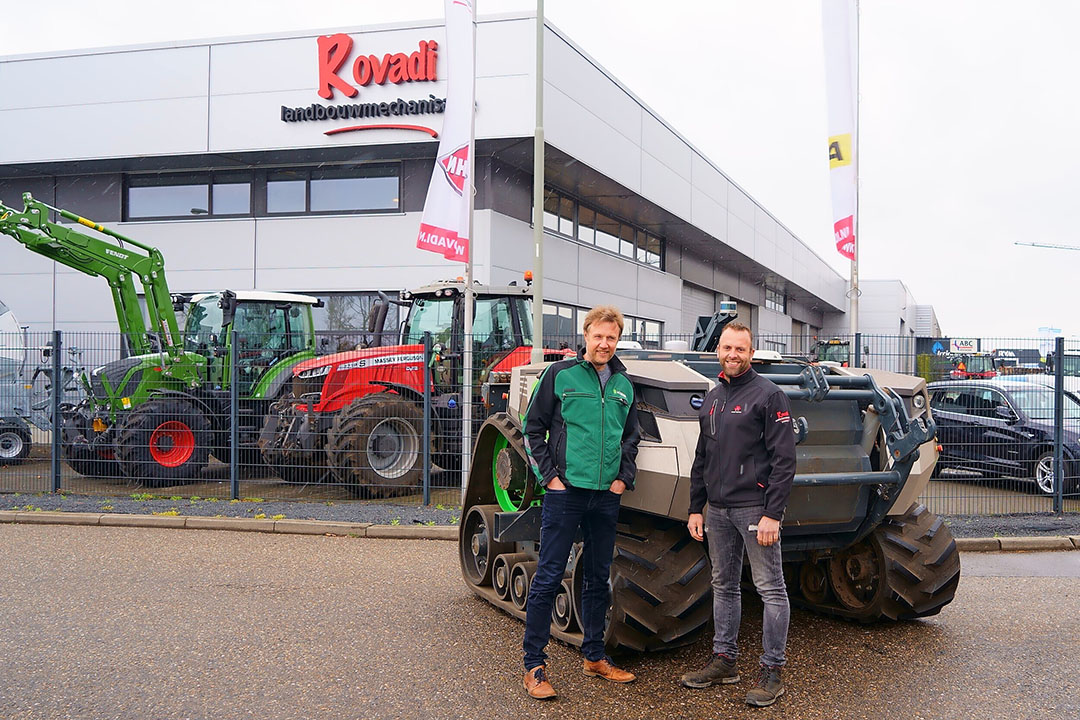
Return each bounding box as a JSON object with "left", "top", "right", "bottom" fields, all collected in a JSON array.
[
  {"left": 459, "top": 349, "right": 959, "bottom": 650},
  {"left": 0, "top": 192, "right": 321, "bottom": 485},
  {"left": 259, "top": 278, "right": 572, "bottom": 495}
]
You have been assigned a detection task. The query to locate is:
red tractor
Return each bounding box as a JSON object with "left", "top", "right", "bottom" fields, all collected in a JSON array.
[{"left": 259, "top": 278, "right": 571, "bottom": 496}]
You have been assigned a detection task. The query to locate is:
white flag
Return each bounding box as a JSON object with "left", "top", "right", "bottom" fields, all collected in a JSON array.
[
  {"left": 416, "top": 0, "right": 475, "bottom": 263},
  {"left": 822, "top": 0, "right": 857, "bottom": 262}
]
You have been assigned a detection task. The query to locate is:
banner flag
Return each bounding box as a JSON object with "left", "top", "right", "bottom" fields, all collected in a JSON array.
[
  {"left": 822, "top": 0, "right": 858, "bottom": 262},
  {"left": 416, "top": 0, "right": 475, "bottom": 263}
]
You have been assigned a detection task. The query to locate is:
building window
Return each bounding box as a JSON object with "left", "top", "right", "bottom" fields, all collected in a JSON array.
[
  {"left": 541, "top": 187, "right": 664, "bottom": 270},
  {"left": 125, "top": 164, "right": 400, "bottom": 220},
  {"left": 543, "top": 301, "right": 579, "bottom": 348},
  {"left": 543, "top": 190, "right": 575, "bottom": 236},
  {"left": 765, "top": 286, "right": 786, "bottom": 313},
  {"left": 268, "top": 164, "right": 400, "bottom": 215},
  {"left": 127, "top": 171, "right": 256, "bottom": 220},
  {"left": 625, "top": 317, "right": 663, "bottom": 349}
]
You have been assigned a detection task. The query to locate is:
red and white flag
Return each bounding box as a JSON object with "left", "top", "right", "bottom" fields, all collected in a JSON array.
[
  {"left": 416, "top": 0, "right": 475, "bottom": 263},
  {"left": 822, "top": 0, "right": 857, "bottom": 262}
]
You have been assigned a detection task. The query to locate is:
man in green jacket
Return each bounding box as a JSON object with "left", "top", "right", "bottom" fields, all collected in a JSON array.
[{"left": 520, "top": 305, "right": 640, "bottom": 700}]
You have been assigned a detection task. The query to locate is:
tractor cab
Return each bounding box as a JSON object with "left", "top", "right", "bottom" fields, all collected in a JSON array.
[
  {"left": 813, "top": 338, "right": 851, "bottom": 367},
  {"left": 394, "top": 280, "right": 535, "bottom": 389},
  {"left": 399, "top": 280, "right": 534, "bottom": 353},
  {"left": 182, "top": 290, "right": 321, "bottom": 396}
]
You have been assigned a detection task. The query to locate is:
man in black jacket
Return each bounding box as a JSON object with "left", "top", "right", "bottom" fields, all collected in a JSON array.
[{"left": 679, "top": 322, "right": 796, "bottom": 707}]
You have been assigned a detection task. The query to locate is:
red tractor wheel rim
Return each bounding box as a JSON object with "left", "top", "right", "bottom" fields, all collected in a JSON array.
[{"left": 149, "top": 421, "right": 195, "bottom": 468}]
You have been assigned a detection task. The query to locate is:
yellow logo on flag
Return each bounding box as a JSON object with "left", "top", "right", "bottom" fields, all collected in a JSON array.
[{"left": 829, "top": 134, "right": 853, "bottom": 169}]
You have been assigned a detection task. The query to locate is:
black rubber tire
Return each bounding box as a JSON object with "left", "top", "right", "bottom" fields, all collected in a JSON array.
[
  {"left": 604, "top": 513, "right": 713, "bottom": 652},
  {"left": 116, "top": 398, "right": 212, "bottom": 486},
  {"left": 326, "top": 393, "right": 424, "bottom": 498},
  {"left": 0, "top": 424, "right": 32, "bottom": 465},
  {"left": 874, "top": 503, "right": 961, "bottom": 620}
]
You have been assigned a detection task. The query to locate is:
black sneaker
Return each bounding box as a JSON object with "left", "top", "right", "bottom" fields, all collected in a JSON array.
[
  {"left": 745, "top": 664, "right": 784, "bottom": 707},
  {"left": 679, "top": 653, "right": 739, "bottom": 688}
]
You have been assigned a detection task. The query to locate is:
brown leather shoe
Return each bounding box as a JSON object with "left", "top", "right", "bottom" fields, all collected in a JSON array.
[
  {"left": 524, "top": 665, "right": 557, "bottom": 700},
  {"left": 583, "top": 657, "right": 636, "bottom": 683}
]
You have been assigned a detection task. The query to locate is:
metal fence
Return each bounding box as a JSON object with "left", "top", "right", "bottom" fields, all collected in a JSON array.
[{"left": 1, "top": 329, "right": 1077, "bottom": 516}]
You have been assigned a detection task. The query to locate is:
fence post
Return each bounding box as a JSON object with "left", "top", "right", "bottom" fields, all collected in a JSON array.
[
  {"left": 854, "top": 332, "right": 862, "bottom": 369},
  {"left": 422, "top": 332, "right": 432, "bottom": 506},
  {"left": 1054, "top": 336, "right": 1064, "bottom": 515},
  {"left": 51, "top": 329, "right": 62, "bottom": 493},
  {"left": 230, "top": 335, "right": 239, "bottom": 501}
]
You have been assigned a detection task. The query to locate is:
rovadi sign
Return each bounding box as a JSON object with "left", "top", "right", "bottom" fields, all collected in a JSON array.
[
  {"left": 279, "top": 33, "right": 447, "bottom": 138},
  {"left": 416, "top": 0, "right": 474, "bottom": 264}
]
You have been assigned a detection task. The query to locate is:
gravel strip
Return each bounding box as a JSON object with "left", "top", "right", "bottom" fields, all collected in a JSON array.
[{"left": 2, "top": 490, "right": 460, "bottom": 526}]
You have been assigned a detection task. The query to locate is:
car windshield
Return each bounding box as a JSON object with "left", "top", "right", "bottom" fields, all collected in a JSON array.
[
  {"left": 964, "top": 356, "right": 994, "bottom": 373},
  {"left": 1009, "top": 388, "right": 1080, "bottom": 421}
]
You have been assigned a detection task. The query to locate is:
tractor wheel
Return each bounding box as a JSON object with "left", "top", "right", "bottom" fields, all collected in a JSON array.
[
  {"left": 326, "top": 393, "right": 423, "bottom": 498},
  {"left": 825, "top": 503, "right": 961, "bottom": 621},
  {"left": 602, "top": 513, "right": 713, "bottom": 652},
  {"left": 459, "top": 504, "right": 512, "bottom": 587},
  {"left": 0, "top": 424, "right": 32, "bottom": 465},
  {"left": 116, "top": 398, "right": 212, "bottom": 486}
]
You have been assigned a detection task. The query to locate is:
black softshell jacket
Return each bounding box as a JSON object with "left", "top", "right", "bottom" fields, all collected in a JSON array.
[{"left": 688, "top": 367, "right": 797, "bottom": 521}]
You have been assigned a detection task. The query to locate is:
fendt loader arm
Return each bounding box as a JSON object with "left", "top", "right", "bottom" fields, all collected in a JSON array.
[{"left": 0, "top": 192, "right": 182, "bottom": 359}]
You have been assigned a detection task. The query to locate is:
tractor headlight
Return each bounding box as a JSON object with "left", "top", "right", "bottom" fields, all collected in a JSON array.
[
  {"left": 912, "top": 394, "right": 926, "bottom": 409},
  {"left": 297, "top": 365, "right": 332, "bottom": 380}
]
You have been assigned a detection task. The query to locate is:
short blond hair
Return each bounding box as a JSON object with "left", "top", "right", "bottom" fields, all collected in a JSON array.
[{"left": 582, "top": 305, "right": 625, "bottom": 336}]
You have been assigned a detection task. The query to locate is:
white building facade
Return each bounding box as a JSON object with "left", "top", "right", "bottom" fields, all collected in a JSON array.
[{"left": 0, "top": 13, "right": 855, "bottom": 349}]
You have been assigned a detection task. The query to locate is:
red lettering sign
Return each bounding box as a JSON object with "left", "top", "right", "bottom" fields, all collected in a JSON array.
[
  {"left": 317, "top": 34, "right": 439, "bottom": 99},
  {"left": 834, "top": 215, "right": 855, "bottom": 261}
]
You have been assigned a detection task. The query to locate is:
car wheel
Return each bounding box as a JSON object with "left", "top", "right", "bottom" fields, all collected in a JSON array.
[{"left": 1033, "top": 451, "right": 1056, "bottom": 495}]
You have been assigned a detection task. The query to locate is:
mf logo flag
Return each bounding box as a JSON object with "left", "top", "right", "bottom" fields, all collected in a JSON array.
[
  {"left": 822, "top": 0, "right": 857, "bottom": 262},
  {"left": 416, "top": 0, "right": 475, "bottom": 263}
]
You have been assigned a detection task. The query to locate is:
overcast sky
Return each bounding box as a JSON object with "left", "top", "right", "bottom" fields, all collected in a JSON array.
[{"left": 3, "top": 0, "right": 1076, "bottom": 339}]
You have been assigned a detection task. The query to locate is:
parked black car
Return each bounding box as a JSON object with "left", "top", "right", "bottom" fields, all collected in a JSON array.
[{"left": 928, "top": 378, "right": 1080, "bottom": 495}]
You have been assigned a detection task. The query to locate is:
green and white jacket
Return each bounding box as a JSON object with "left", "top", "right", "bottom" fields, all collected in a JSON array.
[{"left": 523, "top": 350, "right": 640, "bottom": 491}]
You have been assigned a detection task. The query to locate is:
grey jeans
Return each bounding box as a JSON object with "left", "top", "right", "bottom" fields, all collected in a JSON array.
[{"left": 705, "top": 505, "right": 789, "bottom": 667}]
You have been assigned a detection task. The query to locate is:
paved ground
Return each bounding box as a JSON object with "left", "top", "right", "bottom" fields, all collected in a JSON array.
[{"left": 1, "top": 524, "right": 1077, "bottom": 720}]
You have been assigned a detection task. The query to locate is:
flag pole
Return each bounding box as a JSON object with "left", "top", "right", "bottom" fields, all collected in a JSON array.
[
  {"left": 461, "top": 1, "right": 477, "bottom": 495},
  {"left": 530, "top": 0, "right": 545, "bottom": 364},
  {"left": 849, "top": 0, "right": 860, "bottom": 338}
]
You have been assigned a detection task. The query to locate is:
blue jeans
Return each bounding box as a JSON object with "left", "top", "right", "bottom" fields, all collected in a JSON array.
[
  {"left": 522, "top": 485, "right": 621, "bottom": 670},
  {"left": 706, "top": 505, "right": 789, "bottom": 667}
]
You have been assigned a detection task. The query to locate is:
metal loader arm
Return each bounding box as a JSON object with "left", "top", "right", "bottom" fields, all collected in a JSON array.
[{"left": 0, "top": 192, "right": 182, "bottom": 356}]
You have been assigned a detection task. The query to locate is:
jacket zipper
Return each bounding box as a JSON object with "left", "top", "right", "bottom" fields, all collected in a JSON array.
[{"left": 595, "top": 363, "right": 605, "bottom": 487}]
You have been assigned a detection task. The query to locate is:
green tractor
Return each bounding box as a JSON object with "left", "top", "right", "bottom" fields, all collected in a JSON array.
[{"left": 0, "top": 192, "right": 321, "bottom": 485}]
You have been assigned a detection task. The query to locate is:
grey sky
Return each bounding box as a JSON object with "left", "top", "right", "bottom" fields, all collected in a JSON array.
[{"left": 3, "top": 0, "right": 1076, "bottom": 338}]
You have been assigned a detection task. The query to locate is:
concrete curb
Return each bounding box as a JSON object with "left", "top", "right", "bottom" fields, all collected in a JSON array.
[
  {"left": 0, "top": 511, "right": 1077, "bottom": 550},
  {"left": 0, "top": 511, "right": 431, "bottom": 539}
]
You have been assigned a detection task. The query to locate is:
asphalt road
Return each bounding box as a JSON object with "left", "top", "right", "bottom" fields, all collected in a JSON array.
[{"left": 0, "top": 525, "right": 1077, "bottom": 720}]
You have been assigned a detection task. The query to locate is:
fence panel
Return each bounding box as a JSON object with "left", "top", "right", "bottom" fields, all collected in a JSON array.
[{"left": 1, "top": 328, "right": 1077, "bottom": 516}]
